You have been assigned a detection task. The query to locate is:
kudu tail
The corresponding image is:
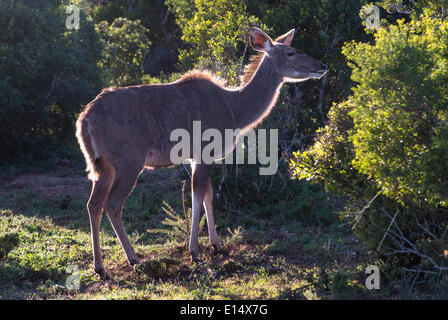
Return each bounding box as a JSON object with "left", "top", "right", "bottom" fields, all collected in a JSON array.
[{"left": 76, "top": 112, "right": 101, "bottom": 181}]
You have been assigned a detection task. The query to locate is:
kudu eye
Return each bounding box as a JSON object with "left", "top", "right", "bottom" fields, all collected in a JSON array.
[{"left": 287, "top": 50, "right": 295, "bottom": 57}]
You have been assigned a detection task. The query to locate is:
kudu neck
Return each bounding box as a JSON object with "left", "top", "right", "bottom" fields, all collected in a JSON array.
[{"left": 232, "top": 55, "right": 284, "bottom": 130}]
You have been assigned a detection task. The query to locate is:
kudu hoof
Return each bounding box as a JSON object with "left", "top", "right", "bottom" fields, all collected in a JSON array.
[
  {"left": 190, "top": 252, "right": 203, "bottom": 263},
  {"left": 95, "top": 267, "right": 111, "bottom": 280},
  {"left": 212, "top": 243, "right": 223, "bottom": 255},
  {"left": 129, "top": 257, "right": 143, "bottom": 266},
  {"left": 131, "top": 258, "right": 144, "bottom": 274}
]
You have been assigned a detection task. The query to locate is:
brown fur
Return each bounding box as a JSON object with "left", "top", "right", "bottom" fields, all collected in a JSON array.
[{"left": 75, "top": 28, "right": 327, "bottom": 279}]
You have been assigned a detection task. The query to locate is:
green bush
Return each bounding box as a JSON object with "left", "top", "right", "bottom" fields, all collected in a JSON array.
[
  {"left": 291, "top": 101, "right": 375, "bottom": 199},
  {"left": 0, "top": 233, "right": 20, "bottom": 260},
  {"left": 172, "top": 0, "right": 265, "bottom": 85},
  {"left": 291, "top": 12, "right": 448, "bottom": 278},
  {"left": 345, "top": 15, "right": 448, "bottom": 206},
  {"left": 95, "top": 17, "right": 150, "bottom": 86},
  {"left": 0, "top": 0, "right": 102, "bottom": 163}
]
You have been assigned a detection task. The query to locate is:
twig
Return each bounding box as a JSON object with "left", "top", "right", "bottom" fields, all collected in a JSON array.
[
  {"left": 399, "top": 267, "right": 438, "bottom": 275},
  {"left": 381, "top": 208, "right": 448, "bottom": 272},
  {"left": 386, "top": 4, "right": 412, "bottom": 14},
  {"left": 377, "top": 209, "right": 399, "bottom": 251},
  {"left": 161, "top": 7, "right": 170, "bottom": 24},
  {"left": 412, "top": 211, "right": 438, "bottom": 240},
  {"left": 350, "top": 191, "right": 381, "bottom": 230}
]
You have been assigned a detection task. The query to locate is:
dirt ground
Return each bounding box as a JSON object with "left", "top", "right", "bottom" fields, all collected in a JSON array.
[{"left": 0, "top": 161, "right": 91, "bottom": 207}]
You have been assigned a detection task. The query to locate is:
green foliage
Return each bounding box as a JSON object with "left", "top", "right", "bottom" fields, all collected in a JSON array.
[
  {"left": 292, "top": 9, "right": 448, "bottom": 281},
  {"left": 89, "top": 0, "right": 178, "bottom": 49},
  {"left": 0, "top": 0, "right": 102, "bottom": 163},
  {"left": 87, "top": 0, "right": 181, "bottom": 76},
  {"left": 165, "top": 0, "right": 197, "bottom": 30},
  {"left": 147, "top": 201, "right": 206, "bottom": 244},
  {"left": 214, "top": 161, "right": 339, "bottom": 228},
  {"left": 0, "top": 233, "right": 20, "bottom": 260},
  {"left": 173, "top": 0, "right": 266, "bottom": 85},
  {"left": 378, "top": 0, "right": 447, "bottom": 18},
  {"left": 293, "top": 12, "right": 448, "bottom": 205},
  {"left": 344, "top": 15, "right": 448, "bottom": 206},
  {"left": 352, "top": 200, "right": 448, "bottom": 273},
  {"left": 291, "top": 101, "right": 376, "bottom": 198},
  {"left": 96, "top": 17, "right": 150, "bottom": 86}
]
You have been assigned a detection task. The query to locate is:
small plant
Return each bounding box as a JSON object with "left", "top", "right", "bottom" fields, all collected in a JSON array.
[
  {"left": 265, "top": 239, "right": 290, "bottom": 255},
  {"left": 330, "top": 269, "right": 356, "bottom": 299},
  {"left": 221, "top": 260, "right": 242, "bottom": 275},
  {"left": 223, "top": 226, "right": 245, "bottom": 246},
  {"left": 134, "top": 256, "right": 181, "bottom": 278},
  {"left": 147, "top": 201, "right": 206, "bottom": 245},
  {"left": 0, "top": 209, "right": 13, "bottom": 216},
  {"left": 0, "top": 233, "right": 20, "bottom": 259}
]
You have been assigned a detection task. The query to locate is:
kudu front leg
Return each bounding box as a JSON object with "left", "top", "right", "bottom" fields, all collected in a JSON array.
[
  {"left": 204, "top": 176, "right": 222, "bottom": 254},
  {"left": 189, "top": 163, "right": 211, "bottom": 261}
]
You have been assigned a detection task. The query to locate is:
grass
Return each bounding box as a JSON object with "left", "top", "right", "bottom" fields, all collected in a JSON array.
[{"left": 0, "top": 162, "right": 440, "bottom": 300}]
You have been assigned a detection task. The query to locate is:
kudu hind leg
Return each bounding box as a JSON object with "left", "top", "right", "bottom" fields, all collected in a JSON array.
[
  {"left": 87, "top": 165, "right": 114, "bottom": 279},
  {"left": 104, "top": 167, "right": 142, "bottom": 266},
  {"left": 189, "top": 164, "right": 211, "bottom": 261},
  {"left": 203, "top": 177, "right": 222, "bottom": 253}
]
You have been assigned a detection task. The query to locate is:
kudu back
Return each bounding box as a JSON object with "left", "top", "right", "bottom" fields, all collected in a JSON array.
[{"left": 76, "top": 27, "right": 327, "bottom": 279}]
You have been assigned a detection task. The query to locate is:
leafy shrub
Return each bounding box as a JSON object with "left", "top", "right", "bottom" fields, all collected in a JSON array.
[
  {"left": 291, "top": 12, "right": 448, "bottom": 279},
  {"left": 0, "top": 233, "right": 20, "bottom": 260},
  {"left": 291, "top": 101, "right": 375, "bottom": 199},
  {"left": 95, "top": 17, "right": 150, "bottom": 86},
  {"left": 0, "top": 0, "right": 102, "bottom": 163},
  {"left": 88, "top": 0, "right": 181, "bottom": 76},
  {"left": 170, "top": 0, "right": 265, "bottom": 85},
  {"left": 344, "top": 15, "right": 448, "bottom": 206}
]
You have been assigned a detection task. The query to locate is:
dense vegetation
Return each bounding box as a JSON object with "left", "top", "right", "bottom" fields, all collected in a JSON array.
[
  {"left": 292, "top": 6, "right": 448, "bottom": 290},
  {"left": 0, "top": 0, "right": 102, "bottom": 163},
  {"left": 0, "top": 0, "right": 447, "bottom": 299}
]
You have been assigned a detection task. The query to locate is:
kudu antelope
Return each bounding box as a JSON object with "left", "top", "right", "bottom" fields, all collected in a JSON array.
[{"left": 76, "top": 27, "right": 327, "bottom": 279}]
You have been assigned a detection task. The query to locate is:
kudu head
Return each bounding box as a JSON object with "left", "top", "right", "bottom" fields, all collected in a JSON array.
[{"left": 249, "top": 27, "right": 327, "bottom": 82}]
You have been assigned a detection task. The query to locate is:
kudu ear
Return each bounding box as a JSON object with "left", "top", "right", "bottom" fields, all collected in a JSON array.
[
  {"left": 249, "top": 27, "right": 273, "bottom": 53},
  {"left": 275, "top": 29, "right": 295, "bottom": 46}
]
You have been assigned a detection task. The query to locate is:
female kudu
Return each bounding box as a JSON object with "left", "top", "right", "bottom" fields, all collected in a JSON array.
[{"left": 76, "top": 27, "right": 327, "bottom": 279}]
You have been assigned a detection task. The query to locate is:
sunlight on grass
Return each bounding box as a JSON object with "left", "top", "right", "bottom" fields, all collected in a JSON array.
[{"left": 0, "top": 178, "right": 383, "bottom": 300}]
